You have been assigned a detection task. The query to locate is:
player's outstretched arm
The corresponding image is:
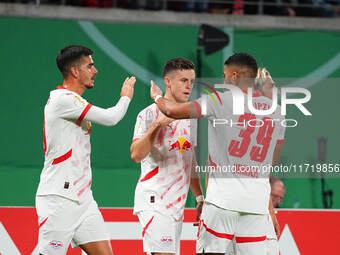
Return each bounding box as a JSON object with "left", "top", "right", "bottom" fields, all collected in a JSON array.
[
  {"left": 150, "top": 80, "right": 201, "bottom": 119},
  {"left": 130, "top": 112, "right": 174, "bottom": 163},
  {"left": 85, "top": 77, "right": 136, "bottom": 126}
]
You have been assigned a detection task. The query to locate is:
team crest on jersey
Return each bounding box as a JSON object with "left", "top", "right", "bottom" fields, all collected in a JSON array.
[
  {"left": 135, "top": 121, "right": 142, "bottom": 135},
  {"left": 73, "top": 95, "right": 86, "bottom": 106},
  {"left": 169, "top": 137, "right": 191, "bottom": 154},
  {"left": 49, "top": 240, "right": 63, "bottom": 249},
  {"left": 161, "top": 236, "right": 173, "bottom": 246}
]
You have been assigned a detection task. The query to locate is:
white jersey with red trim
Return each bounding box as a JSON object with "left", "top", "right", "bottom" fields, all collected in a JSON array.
[
  {"left": 37, "top": 86, "right": 130, "bottom": 203},
  {"left": 133, "top": 104, "right": 196, "bottom": 221},
  {"left": 196, "top": 85, "right": 285, "bottom": 214}
]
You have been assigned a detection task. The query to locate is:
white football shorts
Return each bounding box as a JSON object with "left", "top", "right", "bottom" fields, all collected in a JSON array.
[
  {"left": 36, "top": 195, "right": 109, "bottom": 254},
  {"left": 266, "top": 239, "right": 279, "bottom": 255},
  {"left": 197, "top": 202, "right": 267, "bottom": 255},
  {"left": 137, "top": 210, "right": 183, "bottom": 255}
]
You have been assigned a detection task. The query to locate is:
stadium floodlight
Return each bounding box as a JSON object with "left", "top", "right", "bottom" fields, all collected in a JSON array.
[{"left": 196, "top": 24, "right": 230, "bottom": 77}]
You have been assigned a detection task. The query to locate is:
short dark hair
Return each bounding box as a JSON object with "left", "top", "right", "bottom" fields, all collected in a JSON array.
[
  {"left": 224, "top": 53, "right": 258, "bottom": 77},
  {"left": 162, "top": 58, "right": 195, "bottom": 77},
  {"left": 56, "top": 45, "right": 93, "bottom": 78}
]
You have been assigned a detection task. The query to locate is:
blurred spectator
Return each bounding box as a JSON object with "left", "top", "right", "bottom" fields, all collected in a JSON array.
[
  {"left": 244, "top": 0, "right": 337, "bottom": 17},
  {"left": 264, "top": 0, "right": 296, "bottom": 15},
  {"left": 243, "top": 0, "right": 295, "bottom": 16},
  {"left": 294, "top": 0, "right": 337, "bottom": 17},
  {"left": 2, "top": 0, "right": 337, "bottom": 17},
  {"left": 118, "top": 0, "right": 163, "bottom": 10},
  {"left": 327, "top": 0, "right": 340, "bottom": 14},
  {"left": 269, "top": 176, "right": 286, "bottom": 208},
  {"left": 80, "top": 0, "right": 112, "bottom": 7},
  {"left": 233, "top": 0, "right": 245, "bottom": 14},
  {"left": 183, "top": 0, "right": 209, "bottom": 12},
  {"left": 167, "top": 0, "right": 184, "bottom": 11},
  {"left": 208, "top": 0, "right": 232, "bottom": 14}
]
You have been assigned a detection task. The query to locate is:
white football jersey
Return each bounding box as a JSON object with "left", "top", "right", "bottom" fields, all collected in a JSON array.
[
  {"left": 196, "top": 85, "right": 285, "bottom": 214},
  {"left": 37, "top": 86, "right": 94, "bottom": 202},
  {"left": 133, "top": 104, "right": 196, "bottom": 221}
]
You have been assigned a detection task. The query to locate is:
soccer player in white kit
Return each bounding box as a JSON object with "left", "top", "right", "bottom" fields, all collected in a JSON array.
[
  {"left": 130, "top": 58, "right": 204, "bottom": 255},
  {"left": 255, "top": 68, "right": 284, "bottom": 255},
  {"left": 36, "top": 45, "right": 136, "bottom": 255},
  {"left": 150, "top": 53, "right": 285, "bottom": 255},
  {"left": 224, "top": 67, "right": 285, "bottom": 255}
]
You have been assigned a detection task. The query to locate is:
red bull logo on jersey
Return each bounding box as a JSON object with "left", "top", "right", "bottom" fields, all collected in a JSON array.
[
  {"left": 169, "top": 137, "right": 191, "bottom": 154},
  {"left": 49, "top": 240, "right": 63, "bottom": 249}
]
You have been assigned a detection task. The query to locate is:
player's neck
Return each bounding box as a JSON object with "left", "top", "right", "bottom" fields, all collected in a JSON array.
[
  {"left": 164, "top": 93, "right": 177, "bottom": 103},
  {"left": 62, "top": 81, "right": 86, "bottom": 96},
  {"left": 237, "top": 83, "right": 253, "bottom": 91}
]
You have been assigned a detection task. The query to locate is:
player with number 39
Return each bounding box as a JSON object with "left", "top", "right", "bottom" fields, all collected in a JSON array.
[{"left": 150, "top": 53, "right": 285, "bottom": 255}]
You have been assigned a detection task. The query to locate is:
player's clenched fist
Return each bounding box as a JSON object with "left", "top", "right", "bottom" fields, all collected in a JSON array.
[{"left": 121, "top": 76, "right": 136, "bottom": 100}]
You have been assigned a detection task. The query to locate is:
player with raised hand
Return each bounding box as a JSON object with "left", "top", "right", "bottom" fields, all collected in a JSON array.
[
  {"left": 151, "top": 53, "right": 285, "bottom": 255},
  {"left": 255, "top": 67, "right": 285, "bottom": 167},
  {"left": 255, "top": 68, "right": 285, "bottom": 255},
  {"left": 36, "top": 45, "right": 136, "bottom": 255},
  {"left": 131, "top": 58, "right": 204, "bottom": 255},
  {"left": 207, "top": 66, "right": 285, "bottom": 255}
]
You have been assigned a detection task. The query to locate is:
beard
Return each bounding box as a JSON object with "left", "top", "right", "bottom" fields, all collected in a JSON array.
[
  {"left": 85, "top": 81, "right": 95, "bottom": 90},
  {"left": 85, "top": 84, "right": 94, "bottom": 89}
]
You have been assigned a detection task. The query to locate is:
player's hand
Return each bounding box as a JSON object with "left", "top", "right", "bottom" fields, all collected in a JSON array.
[
  {"left": 193, "top": 202, "right": 203, "bottom": 226},
  {"left": 150, "top": 80, "right": 163, "bottom": 101},
  {"left": 156, "top": 112, "right": 175, "bottom": 127},
  {"left": 121, "top": 76, "right": 136, "bottom": 100}
]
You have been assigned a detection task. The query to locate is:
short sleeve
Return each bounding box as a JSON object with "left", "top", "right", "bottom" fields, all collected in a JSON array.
[
  {"left": 56, "top": 93, "right": 91, "bottom": 123},
  {"left": 132, "top": 107, "right": 155, "bottom": 142}
]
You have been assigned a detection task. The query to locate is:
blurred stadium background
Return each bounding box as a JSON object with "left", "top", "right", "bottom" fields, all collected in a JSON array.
[{"left": 0, "top": 2, "right": 340, "bottom": 254}]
